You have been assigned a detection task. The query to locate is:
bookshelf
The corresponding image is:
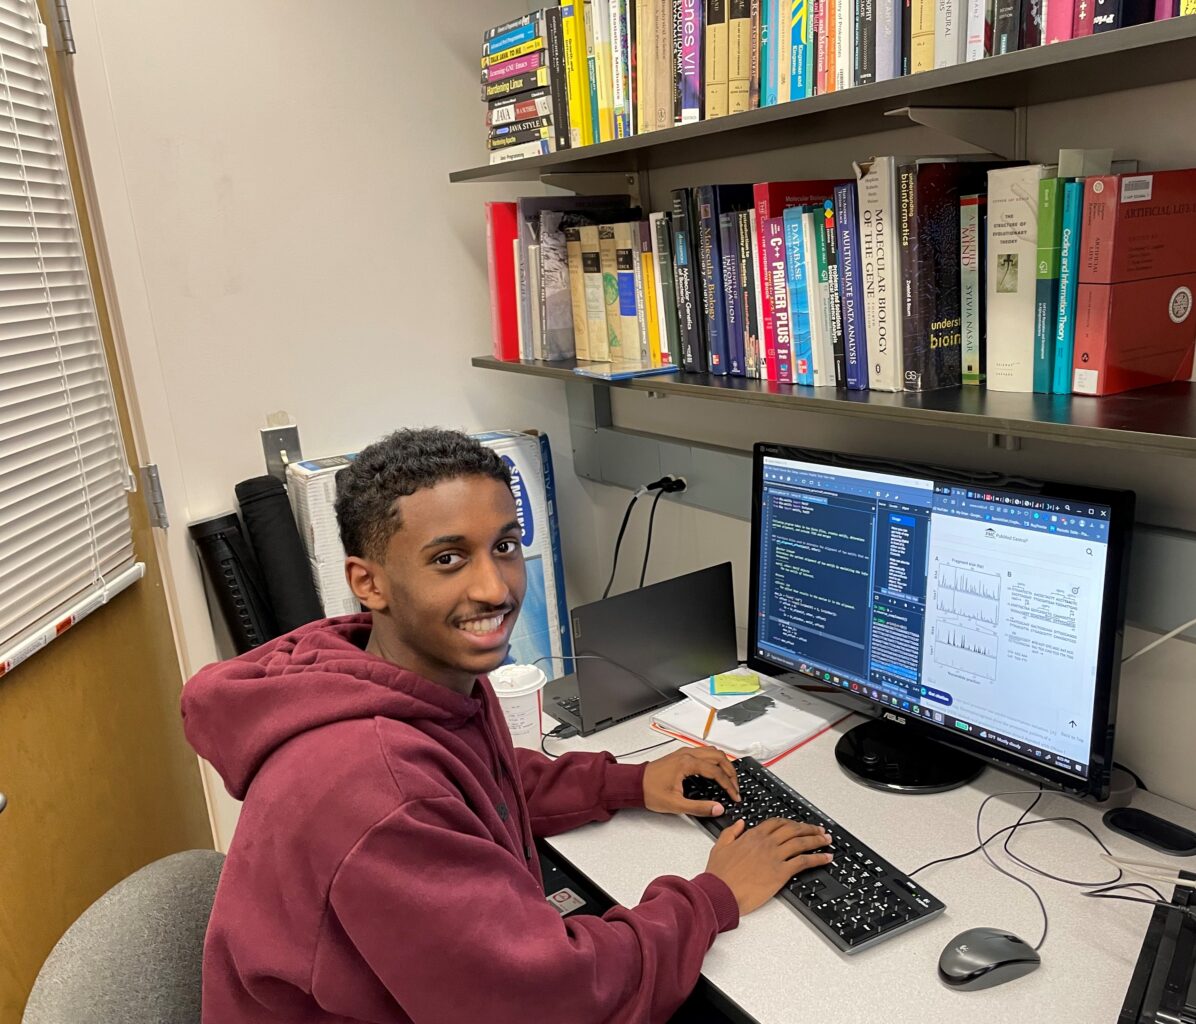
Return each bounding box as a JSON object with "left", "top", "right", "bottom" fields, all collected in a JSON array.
[
  {"left": 452, "top": 18, "right": 1196, "bottom": 183},
  {"left": 472, "top": 356, "right": 1196, "bottom": 457}
]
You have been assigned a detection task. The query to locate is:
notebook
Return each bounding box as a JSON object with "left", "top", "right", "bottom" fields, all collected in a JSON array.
[{"left": 651, "top": 679, "right": 852, "bottom": 765}]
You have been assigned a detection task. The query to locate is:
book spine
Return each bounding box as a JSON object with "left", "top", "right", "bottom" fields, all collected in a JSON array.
[
  {"left": 488, "top": 139, "right": 552, "bottom": 164},
  {"left": 636, "top": 0, "right": 653, "bottom": 134},
  {"left": 855, "top": 157, "right": 903, "bottom": 390},
  {"left": 765, "top": 215, "right": 795, "bottom": 380},
  {"left": 580, "top": 227, "right": 611, "bottom": 360},
  {"left": 748, "top": 209, "right": 767, "bottom": 376},
  {"left": 544, "top": 9, "right": 573, "bottom": 151},
  {"left": 749, "top": 0, "right": 763, "bottom": 109},
  {"left": 612, "top": 0, "right": 632, "bottom": 136},
  {"left": 1045, "top": 0, "right": 1075, "bottom": 39},
  {"left": 902, "top": 0, "right": 913, "bottom": 73},
  {"left": 754, "top": 191, "right": 778, "bottom": 379},
  {"left": 935, "top": 0, "right": 966, "bottom": 66},
  {"left": 960, "top": 194, "right": 986, "bottom": 385},
  {"left": 529, "top": 242, "right": 544, "bottom": 359},
  {"left": 1052, "top": 180, "right": 1082, "bottom": 393},
  {"left": 759, "top": 0, "right": 777, "bottom": 104},
  {"left": 965, "top": 0, "right": 988, "bottom": 56},
  {"left": 897, "top": 161, "right": 925, "bottom": 390},
  {"left": 655, "top": 0, "right": 675, "bottom": 129},
  {"left": 697, "top": 186, "right": 730, "bottom": 373},
  {"left": 565, "top": 228, "right": 591, "bottom": 360},
  {"left": 1022, "top": 0, "right": 1043, "bottom": 45},
  {"left": 1033, "top": 177, "right": 1064, "bottom": 392},
  {"left": 924, "top": 171, "right": 965, "bottom": 391},
  {"left": 487, "top": 15, "right": 542, "bottom": 45},
  {"left": 911, "top": 0, "right": 935, "bottom": 69},
  {"left": 561, "top": 4, "right": 594, "bottom": 147},
  {"left": 1069, "top": 174, "right": 1117, "bottom": 393},
  {"left": 706, "top": 0, "right": 730, "bottom": 117},
  {"left": 598, "top": 225, "right": 623, "bottom": 359},
  {"left": 835, "top": 183, "right": 869, "bottom": 389},
  {"left": 514, "top": 238, "right": 528, "bottom": 359},
  {"left": 1078, "top": 175, "right": 1117, "bottom": 283},
  {"left": 729, "top": 0, "right": 753, "bottom": 113},
  {"left": 805, "top": 208, "right": 834, "bottom": 385},
  {"left": 816, "top": 0, "right": 831, "bottom": 93},
  {"left": 784, "top": 207, "right": 814, "bottom": 384},
  {"left": 857, "top": 0, "right": 877, "bottom": 85},
  {"left": 483, "top": 49, "right": 547, "bottom": 85},
  {"left": 1072, "top": 0, "right": 1094, "bottom": 35},
  {"left": 671, "top": 189, "right": 706, "bottom": 371},
  {"left": 875, "top": 0, "right": 899, "bottom": 80},
  {"left": 615, "top": 225, "right": 643, "bottom": 361},
  {"left": 592, "top": 0, "right": 618, "bottom": 140},
  {"left": 777, "top": 0, "right": 794, "bottom": 99},
  {"left": 680, "top": 0, "right": 704, "bottom": 121},
  {"left": 993, "top": 0, "right": 1023, "bottom": 52},
  {"left": 583, "top": 2, "right": 602, "bottom": 141},
  {"left": 651, "top": 212, "right": 680, "bottom": 364},
  {"left": 793, "top": 0, "right": 814, "bottom": 99},
  {"left": 822, "top": 201, "right": 846, "bottom": 386},
  {"left": 483, "top": 66, "right": 552, "bottom": 102},
  {"left": 720, "top": 211, "right": 747, "bottom": 373},
  {"left": 481, "top": 36, "right": 546, "bottom": 69},
  {"left": 986, "top": 165, "right": 1044, "bottom": 392},
  {"left": 488, "top": 90, "right": 554, "bottom": 126},
  {"left": 634, "top": 221, "right": 655, "bottom": 364},
  {"left": 833, "top": 0, "right": 853, "bottom": 91},
  {"left": 488, "top": 121, "right": 554, "bottom": 148},
  {"left": 485, "top": 203, "right": 521, "bottom": 361}
]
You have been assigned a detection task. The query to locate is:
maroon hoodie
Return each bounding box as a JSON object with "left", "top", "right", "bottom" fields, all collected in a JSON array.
[{"left": 182, "top": 615, "right": 739, "bottom": 1023}]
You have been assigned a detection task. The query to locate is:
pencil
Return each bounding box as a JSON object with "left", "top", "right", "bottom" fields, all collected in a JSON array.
[{"left": 701, "top": 707, "right": 716, "bottom": 742}]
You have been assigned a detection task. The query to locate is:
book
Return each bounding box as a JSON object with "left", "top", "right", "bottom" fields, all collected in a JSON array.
[
  {"left": 654, "top": 0, "right": 675, "bottom": 129},
  {"left": 482, "top": 49, "right": 547, "bottom": 86},
  {"left": 857, "top": 0, "right": 878, "bottom": 86},
  {"left": 613, "top": 222, "right": 643, "bottom": 363},
  {"left": 835, "top": 184, "right": 869, "bottom": 390},
  {"left": 696, "top": 184, "right": 753, "bottom": 374},
  {"left": 719, "top": 210, "right": 747, "bottom": 373},
  {"left": 741, "top": 209, "right": 764, "bottom": 378},
  {"left": 1033, "top": 177, "right": 1066, "bottom": 393},
  {"left": 486, "top": 203, "right": 521, "bottom": 362},
  {"left": 611, "top": 0, "right": 634, "bottom": 136},
  {"left": 784, "top": 206, "right": 816, "bottom": 385},
  {"left": 911, "top": 0, "right": 935, "bottom": 70},
  {"left": 935, "top": 0, "right": 966, "bottom": 66},
  {"left": 483, "top": 68, "right": 552, "bottom": 103},
  {"left": 706, "top": 0, "right": 731, "bottom": 117},
  {"left": 486, "top": 14, "right": 545, "bottom": 46},
  {"left": 573, "top": 362, "right": 681, "bottom": 379},
  {"left": 487, "top": 90, "right": 555, "bottom": 127},
  {"left": 544, "top": 8, "right": 573, "bottom": 152},
  {"left": 671, "top": 188, "right": 707, "bottom": 371},
  {"left": 639, "top": 220, "right": 663, "bottom": 365},
  {"left": 833, "top": 0, "right": 853, "bottom": 91},
  {"left": 1073, "top": 0, "right": 1094, "bottom": 35},
  {"left": 818, "top": 0, "right": 833, "bottom": 94},
  {"left": 986, "top": 163, "right": 1051, "bottom": 392},
  {"left": 777, "top": 0, "right": 794, "bottom": 101},
  {"left": 1021, "top": 0, "right": 1044, "bottom": 46},
  {"left": 539, "top": 211, "right": 578, "bottom": 360},
  {"left": 579, "top": 225, "right": 612, "bottom": 360},
  {"left": 564, "top": 225, "right": 591, "bottom": 360},
  {"left": 854, "top": 156, "right": 904, "bottom": 391},
  {"left": 749, "top": 0, "right": 763, "bottom": 108},
  {"left": 650, "top": 211, "right": 680, "bottom": 365},
  {"left": 993, "top": 0, "right": 1023, "bottom": 52},
  {"left": 488, "top": 120, "right": 553, "bottom": 150},
  {"left": 804, "top": 207, "right": 835, "bottom": 385},
  {"left": 1045, "top": 0, "right": 1075, "bottom": 40},
  {"left": 583, "top": 1, "right": 603, "bottom": 141},
  {"left": 960, "top": 193, "right": 987, "bottom": 385},
  {"left": 528, "top": 243, "right": 543, "bottom": 358},
  {"left": 822, "top": 200, "right": 847, "bottom": 386},
  {"left": 598, "top": 224, "right": 623, "bottom": 359},
  {"left": 1092, "top": 0, "right": 1153, "bottom": 29},
  {"left": 1072, "top": 170, "right": 1196, "bottom": 396},
  {"left": 729, "top": 0, "right": 752, "bottom": 112},
  {"left": 877, "top": 0, "right": 903, "bottom": 79},
  {"left": 763, "top": 215, "right": 795, "bottom": 380},
  {"left": 515, "top": 237, "right": 529, "bottom": 358},
  {"left": 679, "top": 0, "right": 704, "bottom": 121},
  {"left": 965, "top": 0, "right": 993, "bottom": 57},
  {"left": 1052, "top": 180, "right": 1082, "bottom": 394},
  {"left": 637, "top": 0, "right": 657, "bottom": 133},
  {"left": 591, "top": 0, "right": 618, "bottom": 140},
  {"left": 560, "top": 3, "right": 595, "bottom": 146}
]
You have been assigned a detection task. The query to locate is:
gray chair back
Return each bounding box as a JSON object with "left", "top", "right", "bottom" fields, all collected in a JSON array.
[{"left": 23, "top": 849, "right": 224, "bottom": 1024}]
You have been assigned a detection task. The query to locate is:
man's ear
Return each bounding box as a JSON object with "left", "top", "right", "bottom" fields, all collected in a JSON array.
[{"left": 346, "top": 556, "right": 389, "bottom": 612}]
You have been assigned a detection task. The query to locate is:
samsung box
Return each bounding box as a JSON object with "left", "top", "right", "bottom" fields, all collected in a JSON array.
[{"left": 286, "top": 454, "right": 360, "bottom": 616}]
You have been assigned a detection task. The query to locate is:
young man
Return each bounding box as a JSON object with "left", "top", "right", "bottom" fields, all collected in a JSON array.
[{"left": 183, "top": 428, "right": 831, "bottom": 1023}]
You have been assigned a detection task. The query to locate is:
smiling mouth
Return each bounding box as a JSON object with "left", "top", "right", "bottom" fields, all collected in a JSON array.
[{"left": 456, "top": 611, "right": 511, "bottom": 635}]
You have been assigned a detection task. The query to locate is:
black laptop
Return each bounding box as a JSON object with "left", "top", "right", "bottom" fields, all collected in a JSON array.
[{"left": 544, "top": 563, "right": 739, "bottom": 737}]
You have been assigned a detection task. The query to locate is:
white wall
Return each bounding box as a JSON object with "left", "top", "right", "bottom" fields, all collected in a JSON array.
[{"left": 67, "top": 0, "right": 1196, "bottom": 845}]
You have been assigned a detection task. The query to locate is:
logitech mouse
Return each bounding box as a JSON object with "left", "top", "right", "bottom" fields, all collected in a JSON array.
[{"left": 938, "top": 927, "right": 1041, "bottom": 990}]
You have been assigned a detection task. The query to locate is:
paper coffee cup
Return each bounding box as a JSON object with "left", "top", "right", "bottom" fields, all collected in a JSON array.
[{"left": 489, "top": 664, "right": 548, "bottom": 749}]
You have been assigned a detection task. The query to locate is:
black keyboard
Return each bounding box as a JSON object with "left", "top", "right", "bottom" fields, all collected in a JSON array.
[{"left": 683, "top": 757, "right": 944, "bottom": 953}]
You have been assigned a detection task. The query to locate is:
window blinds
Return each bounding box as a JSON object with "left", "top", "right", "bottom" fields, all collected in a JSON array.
[{"left": 0, "top": 0, "right": 139, "bottom": 675}]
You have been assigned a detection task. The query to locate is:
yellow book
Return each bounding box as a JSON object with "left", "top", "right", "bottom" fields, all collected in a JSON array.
[
  {"left": 591, "top": 0, "right": 617, "bottom": 141},
  {"left": 1181, "top": 0, "right": 1196, "bottom": 12},
  {"left": 911, "top": 0, "right": 935, "bottom": 73},
  {"left": 706, "top": 0, "right": 730, "bottom": 117},
  {"left": 560, "top": 3, "right": 595, "bottom": 147},
  {"left": 728, "top": 0, "right": 752, "bottom": 114},
  {"left": 481, "top": 37, "right": 546, "bottom": 68},
  {"left": 579, "top": 225, "right": 610, "bottom": 360},
  {"left": 598, "top": 225, "right": 624, "bottom": 361},
  {"left": 637, "top": 0, "right": 656, "bottom": 134},
  {"left": 639, "top": 225, "right": 662, "bottom": 367},
  {"left": 613, "top": 222, "right": 642, "bottom": 362},
  {"left": 565, "top": 226, "right": 591, "bottom": 360}
]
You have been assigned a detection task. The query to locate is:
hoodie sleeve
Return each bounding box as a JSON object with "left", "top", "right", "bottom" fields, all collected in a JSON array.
[
  {"left": 325, "top": 796, "right": 739, "bottom": 1024},
  {"left": 514, "top": 747, "right": 647, "bottom": 837}
]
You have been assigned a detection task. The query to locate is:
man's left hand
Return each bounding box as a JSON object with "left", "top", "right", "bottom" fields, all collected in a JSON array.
[{"left": 642, "top": 746, "right": 741, "bottom": 818}]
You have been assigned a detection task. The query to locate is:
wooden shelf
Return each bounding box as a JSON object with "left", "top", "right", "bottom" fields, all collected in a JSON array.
[
  {"left": 472, "top": 356, "right": 1196, "bottom": 457},
  {"left": 451, "top": 19, "right": 1196, "bottom": 182}
]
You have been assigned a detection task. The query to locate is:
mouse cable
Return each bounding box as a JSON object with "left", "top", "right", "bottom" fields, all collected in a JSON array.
[{"left": 975, "top": 789, "right": 1052, "bottom": 951}]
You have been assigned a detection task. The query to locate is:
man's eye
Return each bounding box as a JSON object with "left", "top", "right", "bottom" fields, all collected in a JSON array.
[
  {"left": 434, "top": 552, "right": 463, "bottom": 566},
  {"left": 496, "top": 539, "right": 519, "bottom": 555}
]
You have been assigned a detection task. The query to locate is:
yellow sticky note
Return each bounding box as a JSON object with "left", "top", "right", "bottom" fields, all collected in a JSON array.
[{"left": 710, "top": 671, "right": 761, "bottom": 696}]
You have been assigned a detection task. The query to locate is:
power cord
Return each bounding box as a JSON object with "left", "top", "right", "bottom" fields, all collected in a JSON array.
[
  {"left": 532, "top": 653, "right": 677, "bottom": 706},
  {"left": 1122, "top": 613, "right": 1196, "bottom": 664},
  {"left": 539, "top": 722, "right": 674, "bottom": 762},
  {"left": 602, "top": 491, "right": 641, "bottom": 600},
  {"left": 601, "top": 476, "right": 687, "bottom": 599}
]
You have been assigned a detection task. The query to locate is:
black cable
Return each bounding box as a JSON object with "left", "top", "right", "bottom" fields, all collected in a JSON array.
[
  {"left": 602, "top": 493, "right": 640, "bottom": 600},
  {"left": 638, "top": 488, "right": 665, "bottom": 589},
  {"left": 975, "top": 789, "right": 1052, "bottom": 951},
  {"left": 533, "top": 653, "right": 677, "bottom": 706},
  {"left": 539, "top": 729, "right": 674, "bottom": 762},
  {"left": 1114, "top": 761, "right": 1149, "bottom": 792}
]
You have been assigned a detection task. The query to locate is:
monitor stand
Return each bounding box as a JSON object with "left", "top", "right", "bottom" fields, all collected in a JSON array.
[{"left": 835, "top": 719, "right": 985, "bottom": 793}]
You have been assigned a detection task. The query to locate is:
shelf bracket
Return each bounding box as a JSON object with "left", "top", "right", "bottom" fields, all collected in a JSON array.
[
  {"left": 540, "top": 171, "right": 644, "bottom": 205},
  {"left": 884, "top": 106, "right": 1017, "bottom": 158}
]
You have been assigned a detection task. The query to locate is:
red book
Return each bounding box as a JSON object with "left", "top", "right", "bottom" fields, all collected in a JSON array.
[
  {"left": 1072, "top": 171, "right": 1196, "bottom": 396},
  {"left": 1046, "top": 0, "right": 1075, "bottom": 42},
  {"left": 1072, "top": 0, "right": 1094, "bottom": 36},
  {"left": 485, "top": 202, "right": 521, "bottom": 361},
  {"left": 752, "top": 180, "right": 845, "bottom": 381}
]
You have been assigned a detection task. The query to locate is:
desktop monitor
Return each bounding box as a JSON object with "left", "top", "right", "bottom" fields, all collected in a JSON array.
[{"left": 747, "top": 442, "right": 1134, "bottom": 799}]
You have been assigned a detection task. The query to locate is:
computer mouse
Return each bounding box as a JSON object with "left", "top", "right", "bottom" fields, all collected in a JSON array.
[{"left": 937, "top": 927, "right": 1041, "bottom": 991}]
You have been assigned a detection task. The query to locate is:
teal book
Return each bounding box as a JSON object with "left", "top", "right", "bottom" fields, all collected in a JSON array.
[
  {"left": 1033, "top": 178, "right": 1065, "bottom": 394},
  {"left": 783, "top": 205, "right": 814, "bottom": 385},
  {"left": 1052, "top": 180, "right": 1084, "bottom": 395},
  {"left": 789, "top": 0, "right": 813, "bottom": 99}
]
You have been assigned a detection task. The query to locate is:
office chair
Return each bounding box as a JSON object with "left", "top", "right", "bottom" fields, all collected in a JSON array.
[{"left": 23, "top": 849, "right": 224, "bottom": 1024}]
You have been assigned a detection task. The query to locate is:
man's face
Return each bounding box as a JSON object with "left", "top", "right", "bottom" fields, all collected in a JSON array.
[{"left": 356, "top": 475, "right": 526, "bottom": 690}]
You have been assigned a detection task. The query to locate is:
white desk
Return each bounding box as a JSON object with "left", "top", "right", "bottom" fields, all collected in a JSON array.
[{"left": 541, "top": 707, "right": 1196, "bottom": 1024}]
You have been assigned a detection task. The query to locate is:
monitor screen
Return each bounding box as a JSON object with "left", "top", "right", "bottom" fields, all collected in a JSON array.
[{"left": 748, "top": 443, "right": 1134, "bottom": 795}]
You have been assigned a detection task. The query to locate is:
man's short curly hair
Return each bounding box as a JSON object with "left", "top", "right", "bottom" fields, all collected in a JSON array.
[{"left": 335, "top": 428, "right": 511, "bottom": 561}]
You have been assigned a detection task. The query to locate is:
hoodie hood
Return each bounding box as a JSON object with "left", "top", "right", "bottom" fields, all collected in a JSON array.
[{"left": 182, "top": 614, "right": 484, "bottom": 799}]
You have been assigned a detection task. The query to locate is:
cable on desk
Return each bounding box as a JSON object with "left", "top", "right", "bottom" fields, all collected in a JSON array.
[{"left": 539, "top": 727, "right": 674, "bottom": 763}]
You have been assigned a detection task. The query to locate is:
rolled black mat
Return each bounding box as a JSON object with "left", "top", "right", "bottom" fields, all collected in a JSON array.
[
  {"left": 188, "top": 512, "right": 279, "bottom": 653},
  {"left": 235, "top": 475, "right": 325, "bottom": 632}
]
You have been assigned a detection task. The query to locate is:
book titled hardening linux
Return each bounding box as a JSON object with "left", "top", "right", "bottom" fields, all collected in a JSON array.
[{"left": 1072, "top": 170, "right": 1196, "bottom": 396}]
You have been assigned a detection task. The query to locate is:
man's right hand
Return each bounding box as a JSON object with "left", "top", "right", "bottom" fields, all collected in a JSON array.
[{"left": 704, "top": 819, "right": 833, "bottom": 915}]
